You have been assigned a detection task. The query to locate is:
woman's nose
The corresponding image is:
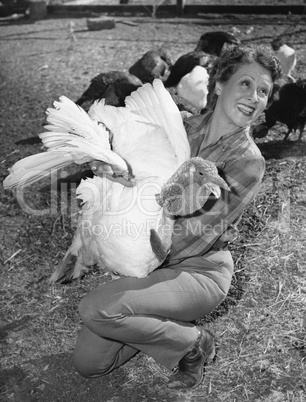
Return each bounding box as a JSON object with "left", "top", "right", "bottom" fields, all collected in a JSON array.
[{"left": 248, "top": 89, "right": 259, "bottom": 103}]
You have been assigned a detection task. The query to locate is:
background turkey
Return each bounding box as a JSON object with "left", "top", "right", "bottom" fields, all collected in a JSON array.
[
  {"left": 75, "top": 71, "right": 143, "bottom": 111},
  {"left": 271, "top": 37, "right": 297, "bottom": 83},
  {"left": 164, "top": 51, "right": 214, "bottom": 88},
  {"left": 176, "top": 65, "right": 209, "bottom": 110},
  {"left": 128, "top": 47, "right": 173, "bottom": 84},
  {"left": 252, "top": 78, "right": 306, "bottom": 141},
  {"left": 194, "top": 30, "right": 240, "bottom": 56}
]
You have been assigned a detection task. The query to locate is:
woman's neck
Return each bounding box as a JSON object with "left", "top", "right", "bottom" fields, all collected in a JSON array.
[{"left": 204, "top": 108, "right": 247, "bottom": 147}]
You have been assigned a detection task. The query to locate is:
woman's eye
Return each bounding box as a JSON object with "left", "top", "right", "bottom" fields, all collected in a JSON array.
[{"left": 258, "top": 88, "right": 269, "bottom": 96}]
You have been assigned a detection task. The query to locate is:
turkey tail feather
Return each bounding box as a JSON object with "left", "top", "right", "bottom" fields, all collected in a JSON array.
[
  {"left": 3, "top": 96, "right": 129, "bottom": 189},
  {"left": 125, "top": 79, "right": 190, "bottom": 164},
  {"left": 3, "top": 152, "right": 74, "bottom": 189},
  {"left": 41, "top": 96, "right": 128, "bottom": 171}
]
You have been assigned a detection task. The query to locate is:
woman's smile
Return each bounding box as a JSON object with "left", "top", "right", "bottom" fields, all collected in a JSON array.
[{"left": 236, "top": 103, "right": 256, "bottom": 116}]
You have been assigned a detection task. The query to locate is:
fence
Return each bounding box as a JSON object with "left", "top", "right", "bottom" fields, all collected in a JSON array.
[{"left": 1, "top": 0, "right": 306, "bottom": 18}]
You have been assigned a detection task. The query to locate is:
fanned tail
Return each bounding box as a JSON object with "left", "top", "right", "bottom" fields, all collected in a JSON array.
[
  {"left": 3, "top": 152, "right": 74, "bottom": 189},
  {"left": 3, "top": 96, "right": 129, "bottom": 189},
  {"left": 42, "top": 96, "right": 128, "bottom": 171},
  {"left": 125, "top": 79, "right": 190, "bottom": 164}
]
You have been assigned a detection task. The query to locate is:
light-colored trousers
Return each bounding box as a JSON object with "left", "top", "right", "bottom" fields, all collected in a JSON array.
[{"left": 72, "top": 250, "right": 234, "bottom": 377}]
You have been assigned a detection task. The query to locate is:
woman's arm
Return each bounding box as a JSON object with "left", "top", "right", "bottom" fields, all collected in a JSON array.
[{"left": 169, "top": 151, "right": 265, "bottom": 260}]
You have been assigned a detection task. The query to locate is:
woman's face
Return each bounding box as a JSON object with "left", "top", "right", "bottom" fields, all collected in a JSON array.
[{"left": 216, "top": 62, "right": 273, "bottom": 129}]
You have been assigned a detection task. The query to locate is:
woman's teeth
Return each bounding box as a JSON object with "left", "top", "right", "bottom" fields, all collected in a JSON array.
[{"left": 237, "top": 104, "right": 254, "bottom": 116}]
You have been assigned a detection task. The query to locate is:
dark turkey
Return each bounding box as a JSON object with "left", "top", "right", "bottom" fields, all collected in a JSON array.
[
  {"left": 195, "top": 31, "right": 240, "bottom": 56},
  {"left": 252, "top": 79, "right": 306, "bottom": 141},
  {"left": 164, "top": 51, "right": 215, "bottom": 88},
  {"left": 76, "top": 71, "right": 142, "bottom": 109},
  {"left": 128, "top": 47, "right": 173, "bottom": 84}
]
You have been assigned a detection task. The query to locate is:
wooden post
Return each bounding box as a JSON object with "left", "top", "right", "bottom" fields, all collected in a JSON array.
[
  {"left": 176, "top": 0, "right": 186, "bottom": 17},
  {"left": 29, "top": 0, "right": 47, "bottom": 19}
]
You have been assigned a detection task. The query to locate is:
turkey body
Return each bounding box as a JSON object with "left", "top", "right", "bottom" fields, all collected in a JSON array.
[
  {"left": 165, "top": 30, "right": 239, "bottom": 90},
  {"left": 271, "top": 38, "right": 297, "bottom": 82},
  {"left": 252, "top": 79, "right": 306, "bottom": 141},
  {"left": 164, "top": 51, "right": 215, "bottom": 88},
  {"left": 70, "top": 87, "right": 190, "bottom": 278},
  {"left": 128, "top": 47, "right": 173, "bottom": 84},
  {"left": 195, "top": 31, "right": 240, "bottom": 56},
  {"left": 74, "top": 175, "right": 173, "bottom": 278},
  {"left": 76, "top": 70, "right": 142, "bottom": 109},
  {"left": 3, "top": 80, "right": 229, "bottom": 283},
  {"left": 4, "top": 80, "right": 189, "bottom": 281},
  {"left": 176, "top": 66, "right": 209, "bottom": 110}
]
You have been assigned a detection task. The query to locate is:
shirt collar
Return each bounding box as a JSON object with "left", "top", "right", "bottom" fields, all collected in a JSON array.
[{"left": 186, "top": 111, "right": 250, "bottom": 151}]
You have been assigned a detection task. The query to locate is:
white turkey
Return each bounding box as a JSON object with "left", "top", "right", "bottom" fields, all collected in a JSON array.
[
  {"left": 271, "top": 37, "right": 297, "bottom": 83},
  {"left": 176, "top": 65, "right": 209, "bottom": 110},
  {"left": 3, "top": 79, "right": 230, "bottom": 283}
]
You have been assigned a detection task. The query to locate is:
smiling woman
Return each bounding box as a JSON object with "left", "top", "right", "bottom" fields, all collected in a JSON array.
[
  {"left": 71, "top": 44, "right": 283, "bottom": 391},
  {"left": 208, "top": 62, "right": 273, "bottom": 136}
]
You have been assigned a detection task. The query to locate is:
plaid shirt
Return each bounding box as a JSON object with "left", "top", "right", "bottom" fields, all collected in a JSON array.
[{"left": 167, "top": 111, "right": 265, "bottom": 263}]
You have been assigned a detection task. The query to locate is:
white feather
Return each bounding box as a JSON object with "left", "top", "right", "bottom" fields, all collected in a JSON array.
[
  {"left": 3, "top": 96, "right": 129, "bottom": 190},
  {"left": 177, "top": 66, "right": 209, "bottom": 110},
  {"left": 126, "top": 79, "right": 190, "bottom": 164},
  {"left": 275, "top": 44, "right": 297, "bottom": 81}
]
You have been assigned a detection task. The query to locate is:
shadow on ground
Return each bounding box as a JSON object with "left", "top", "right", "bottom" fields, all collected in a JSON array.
[
  {"left": 0, "top": 352, "right": 136, "bottom": 402},
  {"left": 257, "top": 138, "right": 306, "bottom": 160}
]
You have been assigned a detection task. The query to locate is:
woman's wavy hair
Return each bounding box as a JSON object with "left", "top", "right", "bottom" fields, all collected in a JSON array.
[{"left": 206, "top": 43, "right": 282, "bottom": 110}]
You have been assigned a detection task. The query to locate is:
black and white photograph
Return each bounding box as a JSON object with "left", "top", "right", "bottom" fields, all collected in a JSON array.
[{"left": 1, "top": 1, "right": 306, "bottom": 401}]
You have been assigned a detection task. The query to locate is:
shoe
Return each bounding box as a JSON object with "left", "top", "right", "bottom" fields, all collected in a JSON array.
[{"left": 167, "top": 326, "right": 215, "bottom": 390}]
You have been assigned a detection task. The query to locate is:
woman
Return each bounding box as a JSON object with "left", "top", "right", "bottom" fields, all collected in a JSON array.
[{"left": 72, "top": 44, "right": 281, "bottom": 390}]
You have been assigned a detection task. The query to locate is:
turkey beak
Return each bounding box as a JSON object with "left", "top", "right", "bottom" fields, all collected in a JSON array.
[
  {"left": 201, "top": 175, "right": 230, "bottom": 199},
  {"left": 208, "top": 175, "right": 230, "bottom": 192}
]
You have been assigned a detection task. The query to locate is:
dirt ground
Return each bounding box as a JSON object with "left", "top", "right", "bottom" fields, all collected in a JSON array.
[{"left": 0, "top": 7, "right": 306, "bottom": 402}]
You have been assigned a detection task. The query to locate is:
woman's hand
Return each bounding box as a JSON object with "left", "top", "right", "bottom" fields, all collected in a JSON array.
[{"left": 90, "top": 161, "right": 136, "bottom": 187}]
